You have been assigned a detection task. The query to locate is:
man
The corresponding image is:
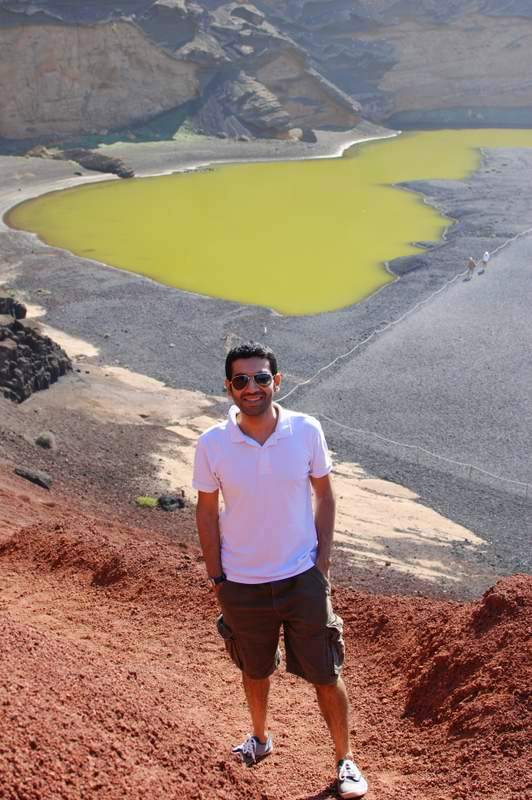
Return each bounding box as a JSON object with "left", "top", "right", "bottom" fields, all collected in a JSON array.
[
  {"left": 466, "top": 256, "right": 477, "bottom": 280},
  {"left": 479, "top": 250, "right": 490, "bottom": 275},
  {"left": 193, "top": 342, "right": 367, "bottom": 799}
]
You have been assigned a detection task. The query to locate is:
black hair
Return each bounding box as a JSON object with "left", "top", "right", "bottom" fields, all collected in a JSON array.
[{"left": 225, "top": 342, "right": 278, "bottom": 379}]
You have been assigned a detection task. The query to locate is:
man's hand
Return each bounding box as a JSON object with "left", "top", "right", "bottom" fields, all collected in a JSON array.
[
  {"left": 207, "top": 577, "right": 226, "bottom": 603},
  {"left": 315, "top": 558, "right": 330, "bottom": 581}
]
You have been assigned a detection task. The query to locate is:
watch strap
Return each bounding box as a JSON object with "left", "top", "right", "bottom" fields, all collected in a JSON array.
[{"left": 209, "top": 572, "right": 227, "bottom": 585}]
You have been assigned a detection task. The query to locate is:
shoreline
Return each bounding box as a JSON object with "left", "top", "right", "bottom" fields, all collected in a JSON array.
[
  {"left": 1, "top": 128, "right": 531, "bottom": 600},
  {"left": 1, "top": 124, "right": 401, "bottom": 315},
  {"left": 125, "top": 129, "right": 400, "bottom": 179},
  {"left": 0, "top": 123, "right": 397, "bottom": 232}
]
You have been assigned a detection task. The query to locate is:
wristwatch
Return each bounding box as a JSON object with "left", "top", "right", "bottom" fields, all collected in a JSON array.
[{"left": 208, "top": 572, "right": 227, "bottom": 586}]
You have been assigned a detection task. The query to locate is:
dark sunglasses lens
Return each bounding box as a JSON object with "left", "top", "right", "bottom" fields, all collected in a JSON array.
[
  {"left": 232, "top": 375, "right": 249, "bottom": 390},
  {"left": 231, "top": 373, "right": 273, "bottom": 390},
  {"left": 255, "top": 373, "right": 273, "bottom": 386}
]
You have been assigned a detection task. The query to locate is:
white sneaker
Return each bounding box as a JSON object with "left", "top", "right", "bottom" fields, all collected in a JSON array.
[
  {"left": 337, "top": 759, "right": 368, "bottom": 798},
  {"left": 232, "top": 734, "right": 273, "bottom": 766}
]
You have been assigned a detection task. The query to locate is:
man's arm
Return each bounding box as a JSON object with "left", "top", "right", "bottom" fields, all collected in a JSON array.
[
  {"left": 196, "top": 489, "right": 223, "bottom": 579},
  {"left": 310, "top": 473, "right": 336, "bottom": 579}
]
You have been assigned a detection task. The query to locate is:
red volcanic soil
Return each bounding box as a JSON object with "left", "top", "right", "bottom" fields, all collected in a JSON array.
[{"left": 0, "top": 468, "right": 530, "bottom": 800}]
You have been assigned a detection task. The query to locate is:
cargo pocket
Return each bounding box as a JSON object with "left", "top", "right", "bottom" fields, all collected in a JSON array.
[
  {"left": 327, "top": 614, "right": 345, "bottom": 676},
  {"left": 216, "top": 614, "right": 243, "bottom": 671},
  {"left": 309, "top": 565, "right": 331, "bottom": 593}
]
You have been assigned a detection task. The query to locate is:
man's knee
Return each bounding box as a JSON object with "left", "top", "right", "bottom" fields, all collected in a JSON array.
[
  {"left": 243, "top": 671, "right": 272, "bottom": 684},
  {"left": 313, "top": 676, "right": 342, "bottom": 693}
]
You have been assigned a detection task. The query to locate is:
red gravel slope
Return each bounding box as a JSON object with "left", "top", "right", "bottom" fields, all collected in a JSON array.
[{"left": 0, "top": 471, "right": 530, "bottom": 800}]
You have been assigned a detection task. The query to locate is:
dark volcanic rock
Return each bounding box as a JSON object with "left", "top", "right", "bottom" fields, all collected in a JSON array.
[
  {"left": 35, "top": 431, "right": 58, "bottom": 450},
  {"left": 0, "top": 297, "right": 27, "bottom": 319},
  {"left": 158, "top": 493, "right": 186, "bottom": 511},
  {"left": 0, "top": 309, "right": 72, "bottom": 403},
  {"left": 300, "top": 128, "right": 317, "bottom": 143},
  {"left": 14, "top": 466, "right": 53, "bottom": 490},
  {"left": 194, "top": 70, "right": 291, "bottom": 138},
  {"left": 60, "top": 150, "right": 135, "bottom": 179}
]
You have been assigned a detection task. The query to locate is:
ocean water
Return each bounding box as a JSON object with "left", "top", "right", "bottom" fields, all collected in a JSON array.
[{"left": 8, "top": 129, "right": 532, "bottom": 315}]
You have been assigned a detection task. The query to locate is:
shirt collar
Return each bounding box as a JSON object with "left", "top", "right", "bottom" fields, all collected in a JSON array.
[{"left": 228, "top": 403, "right": 292, "bottom": 445}]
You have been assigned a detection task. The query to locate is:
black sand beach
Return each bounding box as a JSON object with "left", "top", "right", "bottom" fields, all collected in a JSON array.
[{"left": 1, "top": 130, "right": 531, "bottom": 596}]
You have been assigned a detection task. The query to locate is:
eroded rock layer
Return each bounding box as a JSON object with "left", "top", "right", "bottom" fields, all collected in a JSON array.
[
  {"left": 1, "top": 1, "right": 532, "bottom": 140},
  {"left": 259, "top": 0, "right": 532, "bottom": 125},
  {"left": 0, "top": 0, "right": 360, "bottom": 141},
  {"left": 0, "top": 19, "right": 200, "bottom": 139}
]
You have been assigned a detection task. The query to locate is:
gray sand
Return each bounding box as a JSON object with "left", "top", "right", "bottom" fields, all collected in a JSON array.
[
  {"left": 1, "top": 131, "right": 531, "bottom": 585},
  {"left": 295, "top": 232, "right": 532, "bottom": 486}
]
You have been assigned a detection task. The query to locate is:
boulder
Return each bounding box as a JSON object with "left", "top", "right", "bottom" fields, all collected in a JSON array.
[
  {"left": 158, "top": 493, "right": 186, "bottom": 511},
  {"left": 59, "top": 150, "right": 135, "bottom": 179},
  {"left": 14, "top": 467, "right": 53, "bottom": 490},
  {"left": 0, "top": 308, "right": 72, "bottom": 403},
  {"left": 0, "top": 298, "right": 27, "bottom": 319},
  {"left": 301, "top": 128, "right": 317, "bottom": 143},
  {"left": 35, "top": 431, "right": 58, "bottom": 450}
]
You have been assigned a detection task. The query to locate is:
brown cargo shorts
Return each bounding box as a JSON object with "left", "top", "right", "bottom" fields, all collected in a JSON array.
[{"left": 216, "top": 565, "right": 344, "bottom": 685}]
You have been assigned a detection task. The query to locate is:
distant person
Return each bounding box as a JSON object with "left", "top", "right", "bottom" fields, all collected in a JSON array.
[
  {"left": 193, "top": 342, "right": 368, "bottom": 799},
  {"left": 479, "top": 251, "right": 490, "bottom": 275},
  {"left": 466, "top": 256, "right": 477, "bottom": 280}
]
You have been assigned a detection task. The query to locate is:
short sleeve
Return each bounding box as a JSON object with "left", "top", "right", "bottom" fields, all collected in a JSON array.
[
  {"left": 310, "top": 421, "right": 332, "bottom": 478},
  {"left": 192, "top": 437, "right": 220, "bottom": 492}
]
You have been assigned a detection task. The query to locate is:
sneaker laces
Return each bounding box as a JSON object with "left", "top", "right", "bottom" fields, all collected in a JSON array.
[
  {"left": 338, "top": 760, "right": 362, "bottom": 782},
  {"left": 233, "top": 735, "right": 258, "bottom": 763}
]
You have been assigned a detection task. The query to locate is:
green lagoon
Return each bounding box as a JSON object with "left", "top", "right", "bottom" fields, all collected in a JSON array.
[{"left": 8, "top": 129, "right": 532, "bottom": 314}]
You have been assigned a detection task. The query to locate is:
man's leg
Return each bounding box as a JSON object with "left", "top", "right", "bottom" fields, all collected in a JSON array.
[
  {"left": 242, "top": 673, "right": 270, "bottom": 743},
  {"left": 314, "top": 677, "right": 352, "bottom": 762}
]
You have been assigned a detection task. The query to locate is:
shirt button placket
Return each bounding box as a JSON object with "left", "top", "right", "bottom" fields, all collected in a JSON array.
[{"left": 258, "top": 448, "right": 272, "bottom": 476}]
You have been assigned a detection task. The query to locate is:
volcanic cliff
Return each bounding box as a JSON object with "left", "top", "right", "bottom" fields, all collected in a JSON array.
[{"left": 2, "top": 1, "right": 532, "bottom": 143}]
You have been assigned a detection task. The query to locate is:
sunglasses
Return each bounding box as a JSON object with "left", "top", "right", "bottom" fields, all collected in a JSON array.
[{"left": 230, "top": 372, "right": 274, "bottom": 391}]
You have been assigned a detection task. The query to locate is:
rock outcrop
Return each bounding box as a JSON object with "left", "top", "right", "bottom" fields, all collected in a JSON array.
[
  {"left": 60, "top": 150, "right": 135, "bottom": 178},
  {"left": 0, "top": 297, "right": 27, "bottom": 320},
  {"left": 2, "top": 1, "right": 531, "bottom": 138},
  {"left": 0, "top": 16, "right": 200, "bottom": 140},
  {"left": 0, "top": 0, "right": 360, "bottom": 142},
  {"left": 258, "top": 0, "right": 532, "bottom": 126},
  {"left": 193, "top": 71, "right": 291, "bottom": 138},
  {"left": 23, "top": 145, "right": 135, "bottom": 179},
  {"left": 203, "top": 2, "right": 360, "bottom": 135},
  {"left": 0, "top": 310, "right": 72, "bottom": 403}
]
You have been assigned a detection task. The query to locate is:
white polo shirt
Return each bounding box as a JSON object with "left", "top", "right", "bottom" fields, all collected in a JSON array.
[{"left": 192, "top": 403, "right": 332, "bottom": 584}]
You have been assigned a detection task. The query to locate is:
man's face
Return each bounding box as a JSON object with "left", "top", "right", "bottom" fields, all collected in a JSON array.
[{"left": 225, "top": 356, "right": 282, "bottom": 417}]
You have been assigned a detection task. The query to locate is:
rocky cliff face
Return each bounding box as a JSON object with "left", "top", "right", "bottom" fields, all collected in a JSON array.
[
  {"left": 0, "top": 19, "right": 200, "bottom": 139},
  {"left": 258, "top": 0, "right": 532, "bottom": 126},
  {"left": 1, "top": 1, "right": 531, "bottom": 141},
  {"left": 0, "top": 0, "right": 360, "bottom": 141}
]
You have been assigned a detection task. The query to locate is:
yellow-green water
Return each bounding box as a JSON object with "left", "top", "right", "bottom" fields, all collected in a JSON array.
[{"left": 8, "top": 129, "right": 532, "bottom": 314}]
